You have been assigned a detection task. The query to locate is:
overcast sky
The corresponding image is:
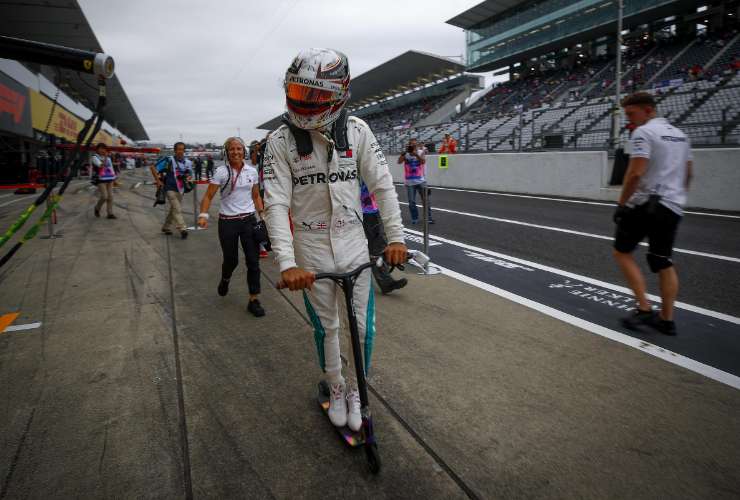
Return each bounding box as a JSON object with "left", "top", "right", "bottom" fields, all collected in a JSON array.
[{"left": 78, "top": 0, "right": 483, "bottom": 144}]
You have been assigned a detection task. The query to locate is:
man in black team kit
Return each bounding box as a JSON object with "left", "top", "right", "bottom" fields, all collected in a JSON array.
[{"left": 613, "top": 92, "right": 693, "bottom": 336}]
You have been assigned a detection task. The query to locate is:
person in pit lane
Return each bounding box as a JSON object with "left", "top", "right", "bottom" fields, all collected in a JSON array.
[
  {"left": 262, "top": 48, "right": 407, "bottom": 432},
  {"left": 198, "top": 137, "right": 266, "bottom": 317}
]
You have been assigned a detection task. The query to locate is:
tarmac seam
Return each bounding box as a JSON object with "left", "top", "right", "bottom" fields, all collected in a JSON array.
[
  {"left": 262, "top": 272, "right": 480, "bottom": 499},
  {"left": 0, "top": 408, "right": 36, "bottom": 500},
  {"left": 165, "top": 236, "right": 195, "bottom": 500}
]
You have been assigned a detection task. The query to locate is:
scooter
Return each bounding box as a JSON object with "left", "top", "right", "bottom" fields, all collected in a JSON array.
[{"left": 280, "top": 250, "right": 429, "bottom": 474}]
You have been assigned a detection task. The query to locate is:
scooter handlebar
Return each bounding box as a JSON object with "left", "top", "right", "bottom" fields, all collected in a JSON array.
[{"left": 275, "top": 251, "right": 429, "bottom": 290}]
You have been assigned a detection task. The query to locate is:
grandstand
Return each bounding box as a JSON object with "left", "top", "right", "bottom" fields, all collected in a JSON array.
[
  {"left": 371, "top": 0, "right": 740, "bottom": 153},
  {"left": 258, "top": 50, "right": 483, "bottom": 141}
]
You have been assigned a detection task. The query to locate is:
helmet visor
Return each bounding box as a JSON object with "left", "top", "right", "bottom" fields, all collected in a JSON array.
[{"left": 286, "top": 83, "right": 338, "bottom": 105}]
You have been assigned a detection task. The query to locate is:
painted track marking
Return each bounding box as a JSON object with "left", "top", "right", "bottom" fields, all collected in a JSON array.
[
  {"left": 4, "top": 322, "right": 42, "bottom": 333},
  {"left": 404, "top": 228, "right": 740, "bottom": 326},
  {"left": 395, "top": 184, "right": 740, "bottom": 219},
  {"left": 437, "top": 264, "right": 740, "bottom": 390},
  {"left": 399, "top": 202, "right": 740, "bottom": 263}
]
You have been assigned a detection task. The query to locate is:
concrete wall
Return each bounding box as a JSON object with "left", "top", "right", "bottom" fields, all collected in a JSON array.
[
  {"left": 686, "top": 149, "right": 740, "bottom": 211},
  {"left": 387, "top": 149, "right": 740, "bottom": 211}
]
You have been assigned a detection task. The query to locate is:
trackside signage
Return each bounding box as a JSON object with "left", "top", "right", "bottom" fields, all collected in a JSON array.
[
  {"left": 29, "top": 89, "right": 114, "bottom": 145},
  {"left": 0, "top": 71, "right": 32, "bottom": 137}
]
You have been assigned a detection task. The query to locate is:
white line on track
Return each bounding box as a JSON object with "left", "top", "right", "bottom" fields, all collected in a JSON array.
[
  {"left": 0, "top": 197, "right": 31, "bottom": 208},
  {"left": 404, "top": 228, "right": 740, "bottom": 326},
  {"left": 399, "top": 202, "right": 740, "bottom": 263},
  {"left": 4, "top": 322, "right": 42, "bottom": 333},
  {"left": 438, "top": 264, "right": 740, "bottom": 390},
  {"left": 394, "top": 183, "right": 740, "bottom": 219}
]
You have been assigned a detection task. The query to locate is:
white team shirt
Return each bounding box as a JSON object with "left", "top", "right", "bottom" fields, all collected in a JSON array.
[
  {"left": 210, "top": 160, "right": 259, "bottom": 216},
  {"left": 628, "top": 117, "right": 692, "bottom": 215}
]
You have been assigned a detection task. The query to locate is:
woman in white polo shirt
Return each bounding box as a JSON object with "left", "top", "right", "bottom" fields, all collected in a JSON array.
[{"left": 198, "top": 137, "right": 266, "bottom": 317}]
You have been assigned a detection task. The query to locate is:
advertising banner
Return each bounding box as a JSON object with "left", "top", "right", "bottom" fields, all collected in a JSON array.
[
  {"left": 30, "top": 89, "right": 83, "bottom": 142},
  {"left": 0, "top": 71, "right": 32, "bottom": 137}
]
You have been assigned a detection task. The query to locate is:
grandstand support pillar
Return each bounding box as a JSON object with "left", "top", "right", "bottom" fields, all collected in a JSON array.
[
  {"left": 610, "top": 0, "right": 624, "bottom": 151},
  {"left": 486, "top": 129, "right": 490, "bottom": 151},
  {"left": 531, "top": 117, "right": 536, "bottom": 151},
  {"left": 518, "top": 106, "right": 524, "bottom": 152},
  {"left": 531, "top": 110, "right": 545, "bottom": 150},
  {"left": 465, "top": 123, "right": 470, "bottom": 152}
]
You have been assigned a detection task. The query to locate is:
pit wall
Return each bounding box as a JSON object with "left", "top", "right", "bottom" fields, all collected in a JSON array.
[{"left": 385, "top": 149, "right": 740, "bottom": 212}]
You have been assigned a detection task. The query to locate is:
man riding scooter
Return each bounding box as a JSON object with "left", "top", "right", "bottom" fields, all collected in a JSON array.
[{"left": 262, "top": 48, "right": 407, "bottom": 432}]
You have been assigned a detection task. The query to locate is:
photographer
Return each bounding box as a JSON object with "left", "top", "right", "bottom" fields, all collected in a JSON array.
[
  {"left": 613, "top": 92, "right": 693, "bottom": 336},
  {"left": 150, "top": 142, "right": 193, "bottom": 239},
  {"left": 397, "top": 138, "right": 434, "bottom": 224},
  {"left": 91, "top": 143, "right": 117, "bottom": 219},
  {"left": 439, "top": 133, "right": 457, "bottom": 154}
]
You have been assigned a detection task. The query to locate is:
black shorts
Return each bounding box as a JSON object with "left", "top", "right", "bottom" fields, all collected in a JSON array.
[{"left": 613, "top": 202, "right": 681, "bottom": 256}]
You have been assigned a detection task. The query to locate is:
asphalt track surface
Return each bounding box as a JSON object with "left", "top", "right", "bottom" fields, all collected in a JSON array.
[
  {"left": 395, "top": 184, "right": 740, "bottom": 386},
  {"left": 395, "top": 184, "right": 740, "bottom": 317},
  {"left": 0, "top": 178, "right": 469, "bottom": 498},
  {"left": 0, "top": 173, "right": 739, "bottom": 498}
]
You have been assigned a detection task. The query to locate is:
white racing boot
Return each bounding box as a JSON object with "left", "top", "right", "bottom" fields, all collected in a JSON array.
[
  {"left": 328, "top": 383, "right": 347, "bottom": 427},
  {"left": 346, "top": 387, "right": 362, "bottom": 432}
]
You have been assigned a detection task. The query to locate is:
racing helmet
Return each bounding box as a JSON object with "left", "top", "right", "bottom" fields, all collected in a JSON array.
[{"left": 284, "top": 48, "right": 350, "bottom": 130}]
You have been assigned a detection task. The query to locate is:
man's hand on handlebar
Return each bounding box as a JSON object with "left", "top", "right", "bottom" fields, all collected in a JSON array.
[
  {"left": 279, "top": 267, "right": 315, "bottom": 291},
  {"left": 384, "top": 242, "right": 408, "bottom": 266}
]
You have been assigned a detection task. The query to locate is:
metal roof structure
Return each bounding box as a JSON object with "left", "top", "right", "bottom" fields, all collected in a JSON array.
[
  {"left": 257, "top": 50, "right": 465, "bottom": 131},
  {"left": 455, "top": 0, "right": 702, "bottom": 72},
  {"left": 446, "top": 0, "right": 529, "bottom": 29},
  {"left": 0, "top": 0, "right": 149, "bottom": 140}
]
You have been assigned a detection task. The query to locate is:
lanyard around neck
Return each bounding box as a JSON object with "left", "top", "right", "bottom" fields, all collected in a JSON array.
[{"left": 228, "top": 164, "right": 244, "bottom": 195}]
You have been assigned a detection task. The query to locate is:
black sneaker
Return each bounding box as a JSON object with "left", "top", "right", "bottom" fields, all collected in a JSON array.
[
  {"left": 180, "top": 230, "right": 188, "bottom": 239},
  {"left": 381, "top": 278, "right": 408, "bottom": 295},
  {"left": 107, "top": 214, "right": 117, "bottom": 219},
  {"left": 217, "top": 279, "right": 229, "bottom": 297},
  {"left": 621, "top": 309, "right": 657, "bottom": 331},
  {"left": 94, "top": 208, "right": 100, "bottom": 218},
  {"left": 654, "top": 319, "right": 677, "bottom": 336},
  {"left": 162, "top": 229, "right": 173, "bottom": 235},
  {"left": 248, "top": 299, "right": 265, "bottom": 317},
  {"left": 428, "top": 219, "right": 435, "bottom": 225}
]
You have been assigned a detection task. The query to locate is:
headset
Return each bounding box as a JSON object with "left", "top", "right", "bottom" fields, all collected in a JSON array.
[
  {"left": 221, "top": 137, "right": 249, "bottom": 196},
  {"left": 223, "top": 136, "right": 247, "bottom": 162}
]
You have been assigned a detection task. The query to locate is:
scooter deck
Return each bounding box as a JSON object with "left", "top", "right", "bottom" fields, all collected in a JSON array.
[{"left": 317, "top": 381, "right": 365, "bottom": 447}]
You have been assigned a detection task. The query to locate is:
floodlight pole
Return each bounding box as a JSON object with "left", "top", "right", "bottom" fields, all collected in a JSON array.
[{"left": 611, "top": 0, "right": 624, "bottom": 151}]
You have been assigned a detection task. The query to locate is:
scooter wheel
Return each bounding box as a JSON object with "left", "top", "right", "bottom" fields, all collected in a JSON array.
[{"left": 365, "top": 443, "right": 381, "bottom": 474}]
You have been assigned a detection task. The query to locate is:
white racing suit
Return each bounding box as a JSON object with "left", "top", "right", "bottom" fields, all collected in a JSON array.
[{"left": 263, "top": 117, "right": 404, "bottom": 386}]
